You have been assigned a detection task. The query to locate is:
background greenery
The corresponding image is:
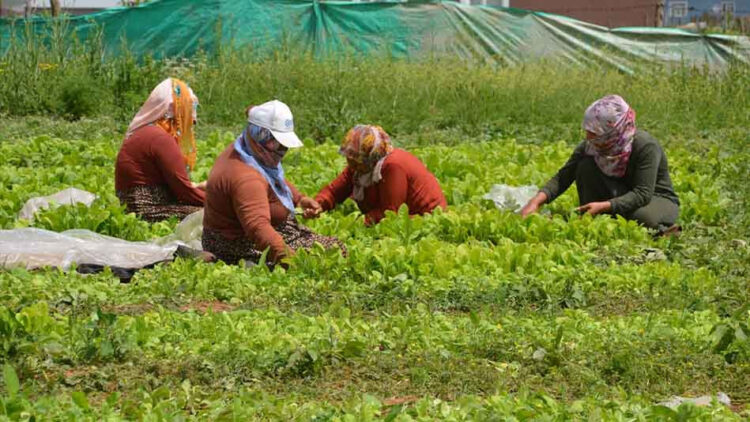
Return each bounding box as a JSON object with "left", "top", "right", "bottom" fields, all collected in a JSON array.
[{"left": 2, "top": 25, "right": 750, "bottom": 143}]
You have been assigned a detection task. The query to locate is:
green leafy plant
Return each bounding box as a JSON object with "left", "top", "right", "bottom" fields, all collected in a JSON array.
[
  {"left": 58, "top": 76, "right": 104, "bottom": 121},
  {"left": 709, "top": 304, "right": 750, "bottom": 363}
]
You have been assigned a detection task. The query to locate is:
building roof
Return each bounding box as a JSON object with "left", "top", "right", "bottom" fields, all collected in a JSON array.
[
  {"left": 28, "top": 0, "right": 120, "bottom": 9},
  {"left": 666, "top": 0, "right": 750, "bottom": 15},
  {"left": 2, "top": 0, "right": 120, "bottom": 15}
]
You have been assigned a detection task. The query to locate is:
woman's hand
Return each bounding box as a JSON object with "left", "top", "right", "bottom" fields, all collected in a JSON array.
[
  {"left": 576, "top": 201, "right": 612, "bottom": 216},
  {"left": 520, "top": 192, "right": 548, "bottom": 218},
  {"left": 299, "top": 196, "right": 323, "bottom": 219},
  {"left": 519, "top": 201, "right": 540, "bottom": 218}
]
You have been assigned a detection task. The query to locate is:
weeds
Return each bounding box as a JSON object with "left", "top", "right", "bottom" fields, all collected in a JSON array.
[{"left": 2, "top": 21, "right": 750, "bottom": 142}]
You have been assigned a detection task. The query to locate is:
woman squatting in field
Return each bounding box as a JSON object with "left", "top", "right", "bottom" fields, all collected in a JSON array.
[
  {"left": 201, "top": 100, "right": 345, "bottom": 266},
  {"left": 115, "top": 78, "right": 206, "bottom": 222},
  {"left": 520, "top": 95, "right": 680, "bottom": 232},
  {"left": 307, "top": 125, "right": 447, "bottom": 225}
]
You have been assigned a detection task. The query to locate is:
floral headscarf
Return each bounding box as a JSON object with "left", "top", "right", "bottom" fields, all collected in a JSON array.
[
  {"left": 582, "top": 95, "right": 636, "bottom": 178},
  {"left": 339, "top": 125, "right": 394, "bottom": 201},
  {"left": 126, "top": 78, "right": 199, "bottom": 170}
]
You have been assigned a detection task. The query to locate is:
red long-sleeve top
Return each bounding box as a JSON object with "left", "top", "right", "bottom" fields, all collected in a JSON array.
[
  {"left": 315, "top": 148, "right": 447, "bottom": 224},
  {"left": 114, "top": 125, "right": 205, "bottom": 205},
  {"left": 203, "top": 143, "right": 303, "bottom": 262}
]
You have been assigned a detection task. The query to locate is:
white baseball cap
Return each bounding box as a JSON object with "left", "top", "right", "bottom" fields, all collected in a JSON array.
[{"left": 247, "top": 100, "right": 303, "bottom": 148}]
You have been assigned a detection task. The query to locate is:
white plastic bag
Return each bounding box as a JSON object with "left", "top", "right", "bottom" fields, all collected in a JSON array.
[
  {"left": 0, "top": 228, "right": 179, "bottom": 270},
  {"left": 1, "top": 207, "right": 206, "bottom": 271},
  {"left": 18, "top": 188, "right": 97, "bottom": 222},
  {"left": 156, "top": 210, "right": 204, "bottom": 250},
  {"left": 483, "top": 184, "right": 538, "bottom": 213},
  {"left": 658, "top": 392, "right": 730, "bottom": 409}
]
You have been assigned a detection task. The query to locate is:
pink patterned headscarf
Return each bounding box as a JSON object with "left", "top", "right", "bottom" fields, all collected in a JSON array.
[{"left": 583, "top": 95, "right": 636, "bottom": 178}]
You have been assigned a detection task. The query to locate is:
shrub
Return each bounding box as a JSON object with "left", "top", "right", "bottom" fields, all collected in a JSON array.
[{"left": 58, "top": 76, "right": 102, "bottom": 121}]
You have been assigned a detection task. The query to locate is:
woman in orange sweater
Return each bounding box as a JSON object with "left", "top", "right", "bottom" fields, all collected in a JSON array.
[
  {"left": 309, "top": 125, "right": 446, "bottom": 224},
  {"left": 115, "top": 78, "right": 205, "bottom": 222},
  {"left": 202, "top": 100, "right": 345, "bottom": 265}
]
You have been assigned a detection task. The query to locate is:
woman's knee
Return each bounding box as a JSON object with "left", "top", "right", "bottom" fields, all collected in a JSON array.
[
  {"left": 629, "top": 208, "right": 661, "bottom": 229},
  {"left": 628, "top": 200, "right": 678, "bottom": 229}
]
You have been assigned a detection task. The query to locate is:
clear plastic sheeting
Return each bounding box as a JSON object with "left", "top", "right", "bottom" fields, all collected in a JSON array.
[
  {"left": 18, "top": 188, "right": 97, "bottom": 222},
  {"left": 2, "top": 1, "right": 750, "bottom": 71},
  {"left": 658, "top": 392, "right": 731, "bottom": 410},
  {"left": 0, "top": 228, "right": 179, "bottom": 270},
  {"left": 483, "top": 184, "right": 538, "bottom": 213},
  {"left": 156, "top": 210, "right": 203, "bottom": 250}
]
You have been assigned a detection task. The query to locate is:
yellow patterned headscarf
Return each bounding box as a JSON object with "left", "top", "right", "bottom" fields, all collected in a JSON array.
[
  {"left": 127, "top": 78, "right": 198, "bottom": 170},
  {"left": 339, "top": 125, "right": 394, "bottom": 201},
  {"left": 159, "top": 79, "right": 197, "bottom": 170},
  {"left": 339, "top": 125, "right": 393, "bottom": 171}
]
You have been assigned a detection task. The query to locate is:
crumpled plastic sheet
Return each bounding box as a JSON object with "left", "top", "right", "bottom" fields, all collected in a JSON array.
[
  {"left": 18, "top": 188, "right": 97, "bottom": 222},
  {"left": 0, "top": 208, "right": 206, "bottom": 271},
  {"left": 483, "top": 184, "right": 538, "bottom": 213},
  {"left": 0, "top": 228, "right": 180, "bottom": 271},
  {"left": 658, "top": 392, "right": 731, "bottom": 409},
  {"left": 155, "top": 210, "right": 204, "bottom": 250}
]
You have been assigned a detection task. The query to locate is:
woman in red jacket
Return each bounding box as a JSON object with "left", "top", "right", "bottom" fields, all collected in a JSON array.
[
  {"left": 309, "top": 125, "right": 446, "bottom": 224},
  {"left": 202, "top": 100, "right": 345, "bottom": 265},
  {"left": 115, "top": 78, "right": 206, "bottom": 222}
]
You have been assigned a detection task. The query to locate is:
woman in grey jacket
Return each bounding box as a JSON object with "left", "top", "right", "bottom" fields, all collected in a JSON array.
[{"left": 521, "top": 95, "right": 679, "bottom": 231}]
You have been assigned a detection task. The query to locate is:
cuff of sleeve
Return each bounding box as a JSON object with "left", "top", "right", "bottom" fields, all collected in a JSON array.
[
  {"left": 273, "top": 246, "right": 291, "bottom": 263},
  {"left": 314, "top": 194, "right": 333, "bottom": 212},
  {"left": 609, "top": 199, "right": 623, "bottom": 215},
  {"left": 539, "top": 188, "right": 554, "bottom": 204},
  {"left": 365, "top": 210, "right": 383, "bottom": 226}
]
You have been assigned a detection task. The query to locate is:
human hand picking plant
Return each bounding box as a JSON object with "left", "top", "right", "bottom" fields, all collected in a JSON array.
[
  {"left": 576, "top": 201, "right": 611, "bottom": 216},
  {"left": 520, "top": 191, "right": 548, "bottom": 218},
  {"left": 299, "top": 196, "right": 323, "bottom": 219},
  {"left": 521, "top": 191, "right": 611, "bottom": 218}
]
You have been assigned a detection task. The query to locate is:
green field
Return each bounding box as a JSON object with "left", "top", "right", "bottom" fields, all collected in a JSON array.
[{"left": 1, "top": 43, "right": 750, "bottom": 419}]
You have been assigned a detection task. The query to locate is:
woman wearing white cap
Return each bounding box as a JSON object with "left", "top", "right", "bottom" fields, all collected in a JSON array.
[
  {"left": 115, "top": 78, "right": 206, "bottom": 222},
  {"left": 202, "top": 100, "right": 345, "bottom": 265}
]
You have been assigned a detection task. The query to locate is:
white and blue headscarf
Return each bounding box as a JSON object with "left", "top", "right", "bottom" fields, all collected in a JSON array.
[{"left": 233, "top": 124, "right": 296, "bottom": 214}]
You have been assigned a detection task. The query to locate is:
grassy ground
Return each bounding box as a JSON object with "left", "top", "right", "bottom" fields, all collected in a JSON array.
[
  {"left": 0, "top": 44, "right": 749, "bottom": 420},
  {"left": 0, "top": 109, "right": 748, "bottom": 419}
]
